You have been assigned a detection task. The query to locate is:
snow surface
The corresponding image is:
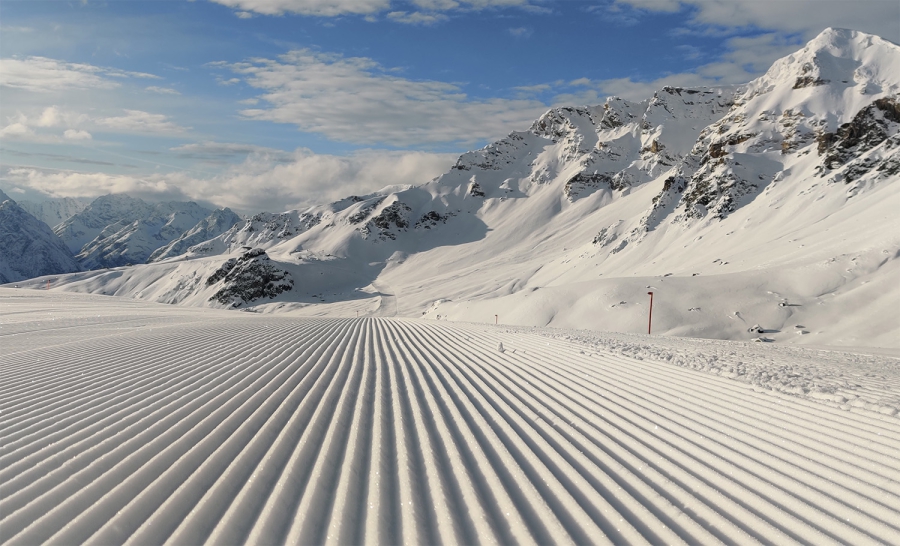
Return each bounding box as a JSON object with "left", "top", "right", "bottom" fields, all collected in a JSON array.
[{"left": 1, "top": 288, "right": 899, "bottom": 544}]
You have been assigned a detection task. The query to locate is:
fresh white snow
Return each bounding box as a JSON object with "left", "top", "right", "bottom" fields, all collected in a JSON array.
[
  {"left": 10, "top": 28, "right": 897, "bottom": 349},
  {"left": 2, "top": 288, "right": 898, "bottom": 544}
]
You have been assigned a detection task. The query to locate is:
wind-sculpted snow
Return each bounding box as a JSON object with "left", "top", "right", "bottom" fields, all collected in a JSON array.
[{"left": 2, "top": 289, "right": 899, "bottom": 545}]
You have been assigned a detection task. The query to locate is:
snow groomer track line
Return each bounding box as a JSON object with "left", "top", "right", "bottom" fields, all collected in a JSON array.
[{"left": 2, "top": 311, "right": 900, "bottom": 544}]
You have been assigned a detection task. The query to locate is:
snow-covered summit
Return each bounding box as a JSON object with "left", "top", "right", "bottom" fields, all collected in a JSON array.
[
  {"left": 75, "top": 200, "right": 213, "bottom": 269},
  {"left": 0, "top": 190, "right": 81, "bottom": 283}
]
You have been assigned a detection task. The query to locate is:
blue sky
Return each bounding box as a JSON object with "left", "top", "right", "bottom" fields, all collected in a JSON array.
[{"left": 1, "top": 0, "right": 897, "bottom": 212}]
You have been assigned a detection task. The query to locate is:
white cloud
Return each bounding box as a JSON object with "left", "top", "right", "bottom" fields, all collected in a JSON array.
[
  {"left": 0, "top": 57, "right": 119, "bottom": 92},
  {"left": 387, "top": 11, "right": 448, "bottom": 24},
  {"left": 0, "top": 122, "right": 35, "bottom": 140},
  {"left": 615, "top": 0, "right": 900, "bottom": 42},
  {"left": 508, "top": 27, "right": 532, "bottom": 38},
  {"left": 210, "top": 0, "right": 391, "bottom": 16},
  {"left": 224, "top": 50, "right": 549, "bottom": 146},
  {"left": 3, "top": 168, "right": 194, "bottom": 203},
  {"left": 4, "top": 148, "right": 457, "bottom": 213},
  {"left": 235, "top": 11, "right": 255, "bottom": 18},
  {"left": 210, "top": 0, "right": 535, "bottom": 18},
  {"left": 96, "top": 110, "right": 189, "bottom": 135},
  {"left": 63, "top": 129, "right": 92, "bottom": 140},
  {"left": 0, "top": 57, "right": 162, "bottom": 93},
  {"left": 36, "top": 106, "right": 62, "bottom": 127},
  {"left": 146, "top": 86, "right": 182, "bottom": 95}
]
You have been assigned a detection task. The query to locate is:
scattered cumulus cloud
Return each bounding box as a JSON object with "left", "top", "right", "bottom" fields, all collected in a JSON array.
[
  {"left": 387, "top": 11, "right": 448, "bottom": 24},
  {"left": 0, "top": 105, "right": 186, "bottom": 140},
  {"left": 96, "top": 110, "right": 190, "bottom": 135},
  {"left": 209, "top": 0, "right": 391, "bottom": 17},
  {"left": 221, "top": 50, "right": 549, "bottom": 146},
  {"left": 235, "top": 11, "right": 255, "bottom": 18},
  {"left": 146, "top": 86, "right": 181, "bottom": 95},
  {"left": 614, "top": 0, "right": 900, "bottom": 42},
  {"left": 63, "top": 129, "right": 92, "bottom": 140},
  {"left": 0, "top": 56, "right": 162, "bottom": 93},
  {"left": 210, "top": 0, "right": 536, "bottom": 20}
]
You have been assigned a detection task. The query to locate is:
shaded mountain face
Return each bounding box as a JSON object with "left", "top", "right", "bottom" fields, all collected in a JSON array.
[
  {"left": 20, "top": 29, "right": 900, "bottom": 347},
  {"left": 74, "top": 201, "right": 214, "bottom": 269},
  {"left": 0, "top": 191, "right": 81, "bottom": 284},
  {"left": 17, "top": 197, "right": 90, "bottom": 229},
  {"left": 54, "top": 194, "right": 157, "bottom": 255}
]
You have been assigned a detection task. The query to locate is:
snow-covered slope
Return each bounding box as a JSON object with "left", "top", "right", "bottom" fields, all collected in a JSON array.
[
  {"left": 17, "top": 28, "right": 900, "bottom": 348},
  {"left": 74, "top": 201, "right": 213, "bottom": 269},
  {"left": 2, "top": 289, "right": 898, "bottom": 544},
  {"left": 148, "top": 208, "right": 242, "bottom": 263},
  {"left": 0, "top": 191, "right": 81, "bottom": 284},
  {"left": 16, "top": 197, "right": 90, "bottom": 229},
  {"left": 53, "top": 194, "right": 156, "bottom": 255}
]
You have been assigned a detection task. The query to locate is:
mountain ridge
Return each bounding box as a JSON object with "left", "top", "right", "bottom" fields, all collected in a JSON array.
[{"left": 6, "top": 27, "right": 899, "bottom": 347}]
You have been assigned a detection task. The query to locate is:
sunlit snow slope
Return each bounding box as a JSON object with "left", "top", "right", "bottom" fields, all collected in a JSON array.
[
  {"left": 2, "top": 289, "right": 899, "bottom": 545},
  {"left": 15, "top": 28, "right": 899, "bottom": 348}
]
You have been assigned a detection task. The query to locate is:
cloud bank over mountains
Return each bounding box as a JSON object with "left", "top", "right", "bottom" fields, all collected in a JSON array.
[{"left": 1, "top": 0, "right": 896, "bottom": 213}]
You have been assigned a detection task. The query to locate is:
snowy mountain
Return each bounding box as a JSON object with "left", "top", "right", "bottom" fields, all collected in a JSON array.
[
  {"left": 17, "top": 197, "right": 91, "bottom": 229},
  {"left": 74, "top": 200, "right": 214, "bottom": 269},
  {"left": 148, "top": 208, "right": 243, "bottom": 263},
  {"left": 14, "top": 28, "right": 900, "bottom": 348},
  {"left": 0, "top": 190, "right": 81, "bottom": 283},
  {"left": 54, "top": 194, "right": 157, "bottom": 255}
]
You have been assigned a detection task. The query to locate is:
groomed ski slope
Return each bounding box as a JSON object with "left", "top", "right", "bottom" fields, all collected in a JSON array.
[{"left": 2, "top": 289, "right": 899, "bottom": 545}]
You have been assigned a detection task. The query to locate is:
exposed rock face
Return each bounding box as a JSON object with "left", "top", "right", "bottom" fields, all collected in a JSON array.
[
  {"left": 359, "top": 201, "right": 412, "bottom": 240},
  {"left": 816, "top": 96, "right": 900, "bottom": 180},
  {"left": 415, "top": 211, "right": 456, "bottom": 229},
  {"left": 0, "top": 191, "right": 81, "bottom": 283},
  {"left": 206, "top": 248, "right": 293, "bottom": 307},
  {"left": 564, "top": 172, "right": 620, "bottom": 201}
]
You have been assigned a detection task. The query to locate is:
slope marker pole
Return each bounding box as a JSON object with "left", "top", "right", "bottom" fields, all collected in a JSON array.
[
  {"left": 647, "top": 291, "right": 654, "bottom": 334},
  {"left": 495, "top": 314, "right": 498, "bottom": 325}
]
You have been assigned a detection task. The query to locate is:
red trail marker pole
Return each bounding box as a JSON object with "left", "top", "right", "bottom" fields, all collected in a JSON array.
[{"left": 647, "top": 291, "right": 654, "bottom": 334}]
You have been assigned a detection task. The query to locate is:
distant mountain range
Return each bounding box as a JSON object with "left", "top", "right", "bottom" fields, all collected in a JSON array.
[
  {"left": 0, "top": 192, "right": 241, "bottom": 282},
  {"left": 3, "top": 28, "right": 898, "bottom": 346}
]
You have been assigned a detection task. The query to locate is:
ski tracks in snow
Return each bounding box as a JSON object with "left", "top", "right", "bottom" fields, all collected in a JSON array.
[{"left": 1, "top": 297, "right": 899, "bottom": 544}]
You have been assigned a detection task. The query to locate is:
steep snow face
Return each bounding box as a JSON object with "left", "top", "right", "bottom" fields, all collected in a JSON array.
[
  {"left": 149, "top": 208, "right": 243, "bottom": 263},
  {"left": 641, "top": 27, "right": 900, "bottom": 229},
  {"left": 0, "top": 191, "right": 81, "bottom": 283},
  {"left": 17, "top": 197, "right": 90, "bottom": 229},
  {"left": 54, "top": 194, "right": 156, "bottom": 254},
  {"left": 75, "top": 201, "right": 213, "bottom": 269}
]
